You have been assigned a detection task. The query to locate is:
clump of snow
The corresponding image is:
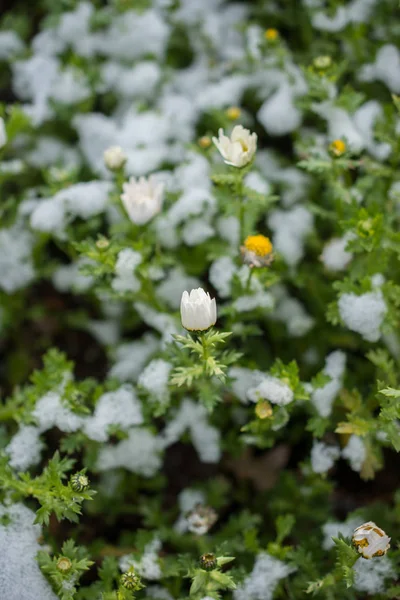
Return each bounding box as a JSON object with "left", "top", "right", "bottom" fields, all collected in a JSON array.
[
  {"left": 157, "top": 268, "right": 200, "bottom": 309},
  {"left": 109, "top": 334, "right": 159, "bottom": 382},
  {"left": 50, "top": 67, "right": 91, "bottom": 105},
  {"left": 268, "top": 206, "right": 314, "bottom": 266},
  {"left": 146, "top": 586, "right": 174, "bottom": 600},
  {"left": 138, "top": 359, "right": 172, "bottom": 404},
  {"left": 112, "top": 249, "right": 142, "bottom": 294},
  {"left": 97, "top": 427, "right": 162, "bottom": 476},
  {"left": 354, "top": 556, "right": 395, "bottom": 594},
  {"left": 271, "top": 287, "right": 314, "bottom": 337},
  {"left": 56, "top": 2, "right": 95, "bottom": 57},
  {"left": 359, "top": 44, "right": 400, "bottom": 93},
  {"left": 12, "top": 54, "right": 59, "bottom": 125},
  {"left": 87, "top": 320, "right": 120, "bottom": 346},
  {"left": 234, "top": 553, "right": 295, "bottom": 600},
  {"left": 30, "top": 181, "right": 112, "bottom": 236},
  {"left": 0, "top": 31, "right": 24, "bottom": 59},
  {"left": 52, "top": 259, "right": 94, "bottom": 293},
  {"left": 134, "top": 303, "right": 179, "bottom": 346},
  {"left": 311, "top": 351, "right": 346, "bottom": 417},
  {"left": 168, "top": 188, "right": 216, "bottom": 228},
  {"left": 120, "top": 539, "right": 162, "bottom": 581},
  {"left": 321, "top": 236, "right": 353, "bottom": 272},
  {"left": 0, "top": 503, "right": 58, "bottom": 600},
  {"left": 338, "top": 290, "right": 387, "bottom": 342},
  {"left": 247, "top": 376, "right": 294, "bottom": 406},
  {"left": 182, "top": 219, "right": 214, "bottom": 246},
  {"left": 313, "top": 0, "right": 378, "bottom": 31},
  {"left": 33, "top": 390, "right": 86, "bottom": 433},
  {"left": 101, "top": 61, "right": 161, "bottom": 99},
  {"left": 26, "top": 137, "right": 80, "bottom": 170},
  {"left": 160, "top": 399, "right": 221, "bottom": 463},
  {"left": 179, "top": 489, "right": 206, "bottom": 514},
  {"left": 233, "top": 292, "right": 275, "bottom": 313},
  {"left": 245, "top": 171, "right": 272, "bottom": 196},
  {"left": 258, "top": 83, "right": 302, "bottom": 136},
  {"left": 216, "top": 215, "right": 240, "bottom": 247},
  {"left": 5, "top": 426, "right": 44, "bottom": 471},
  {"left": 341, "top": 435, "right": 366, "bottom": 472},
  {"left": 311, "top": 442, "right": 340, "bottom": 474},
  {"left": 322, "top": 516, "right": 362, "bottom": 549},
  {"left": 84, "top": 386, "right": 143, "bottom": 442},
  {"left": 228, "top": 368, "right": 266, "bottom": 404},
  {"left": 101, "top": 10, "right": 169, "bottom": 61},
  {"left": 0, "top": 226, "right": 35, "bottom": 294},
  {"left": 209, "top": 256, "right": 236, "bottom": 299}
]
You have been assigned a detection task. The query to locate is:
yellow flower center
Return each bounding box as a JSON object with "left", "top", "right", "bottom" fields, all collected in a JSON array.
[
  {"left": 265, "top": 28, "right": 279, "bottom": 41},
  {"left": 199, "top": 136, "right": 212, "bottom": 149},
  {"left": 226, "top": 106, "right": 241, "bottom": 120},
  {"left": 244, "top": 234, "right": 273, "bottom": 257},
  {"left": 330, "top": 139, "right": 346, "bottom": 156}
]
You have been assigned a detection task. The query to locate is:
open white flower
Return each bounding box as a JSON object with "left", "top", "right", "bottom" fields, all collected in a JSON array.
[
  {"left": 104, "top": 145, "right": 126, "bottom": 170},
  {"left": 180, "top": 288, "right": 217, "bottom": 331},
  {"left": 212, "top": 125, "right": 257, "bottom": 168},
  {"left": 121, "top": 175, "right": 164, "bottom": 226},
  {"left": 352, "top": 522, "right": 390, "bottom": 559}
]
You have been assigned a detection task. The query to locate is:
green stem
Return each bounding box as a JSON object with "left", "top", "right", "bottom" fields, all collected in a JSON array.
[
  {"left": 200, "top": 333, "right": 209, "bottom": 363},
  {"left": 245, "top": 268, "right": 254, "bottom": 293},
  {"left": 236, "top": 174, "right": 245, "bottom": 243}
]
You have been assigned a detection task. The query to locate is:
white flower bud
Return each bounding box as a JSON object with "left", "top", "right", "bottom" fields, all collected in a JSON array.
[
  {"left": 121, "top": 175, "right": 164, "bottom": 225},
  {"left": 180, "top": 288, "right": 217, "bottom": 332},
  {"left": 212, "top": 125, "right": 257, "bottom": 168},
  {"left": 0, "top": 117, "right": 7, "bottom": 148},
  {"left": 103, "top": 145, "right": 127, "bottom": 170},
  {"left": 352, "top": 522, "right": 390, "bottom": 559}
]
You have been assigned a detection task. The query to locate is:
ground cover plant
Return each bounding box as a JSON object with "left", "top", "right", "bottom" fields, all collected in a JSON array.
[{"left": 0, "top": 0, "right": 400, "bottom": 598}]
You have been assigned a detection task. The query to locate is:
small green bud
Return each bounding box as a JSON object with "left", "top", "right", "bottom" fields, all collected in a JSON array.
[
  {"left": 313, "top": 55, "right": 332, "bottom": 70},
  {"left": 56, "top": 557, "right": 72, "bottom": 573},
  {"left": 200, "top": 553, "right": 217, "bottom": 571},
  {"left": 70, "top": 473, "right": 90, "bottom": 492},
  {"left": 121, "top": 569, "right": 143, "bottom": 591},
  {"left": 96, "top": 238, "right": 110, "bottom": 250}
]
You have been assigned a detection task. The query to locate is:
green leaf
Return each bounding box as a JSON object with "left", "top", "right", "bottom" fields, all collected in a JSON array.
[
  {"left": 190, "top": 571, "right": 208, "bottom": 595},
  {"left": 276, "top": 514, "right": 295, "bottom": 545},
  {"left": 379, "top": 387, "right": 400, "bottom": 398},
  {"left": 210, "top": 570, "right": 237, "bottom": 590}
]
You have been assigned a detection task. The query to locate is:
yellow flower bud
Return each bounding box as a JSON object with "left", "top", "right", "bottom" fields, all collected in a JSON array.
[
  {"left": 199, "top": 136, "right": 212, "bottom": 149},
  {"left": 329, "top": 139, "right": 346, "bottom": 157},
  {"left": 265, "top": 28, "right": 279, "bottom": 42},
  {"left": 226, "top": 106, "right": 241, "bottom": 120}
]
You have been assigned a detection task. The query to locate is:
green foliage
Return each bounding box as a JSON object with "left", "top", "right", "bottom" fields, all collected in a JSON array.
[{"left": 38, "top": 539, "right": 94, "bottom": 600}]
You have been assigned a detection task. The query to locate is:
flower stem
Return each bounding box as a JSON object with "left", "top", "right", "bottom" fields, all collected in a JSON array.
[
  {"left": 236, "top": 174, "right": 245, "bottom": 243},
  {"left": 245, "top": 268, "right": 254, "bottom": 292},
  {"left": 200, "top": 332, "right": 209, "bottom": 363}
]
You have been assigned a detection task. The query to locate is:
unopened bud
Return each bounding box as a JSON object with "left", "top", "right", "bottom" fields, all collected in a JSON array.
[
  {"left": 200, "top": 553, "right": 217, "bottom": 571},
  {"left": 57, "top": 557, "right": 72, "bottom": 573},
  {"left": 70, "top": 473, "right": 90, "bottom": 492}
]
